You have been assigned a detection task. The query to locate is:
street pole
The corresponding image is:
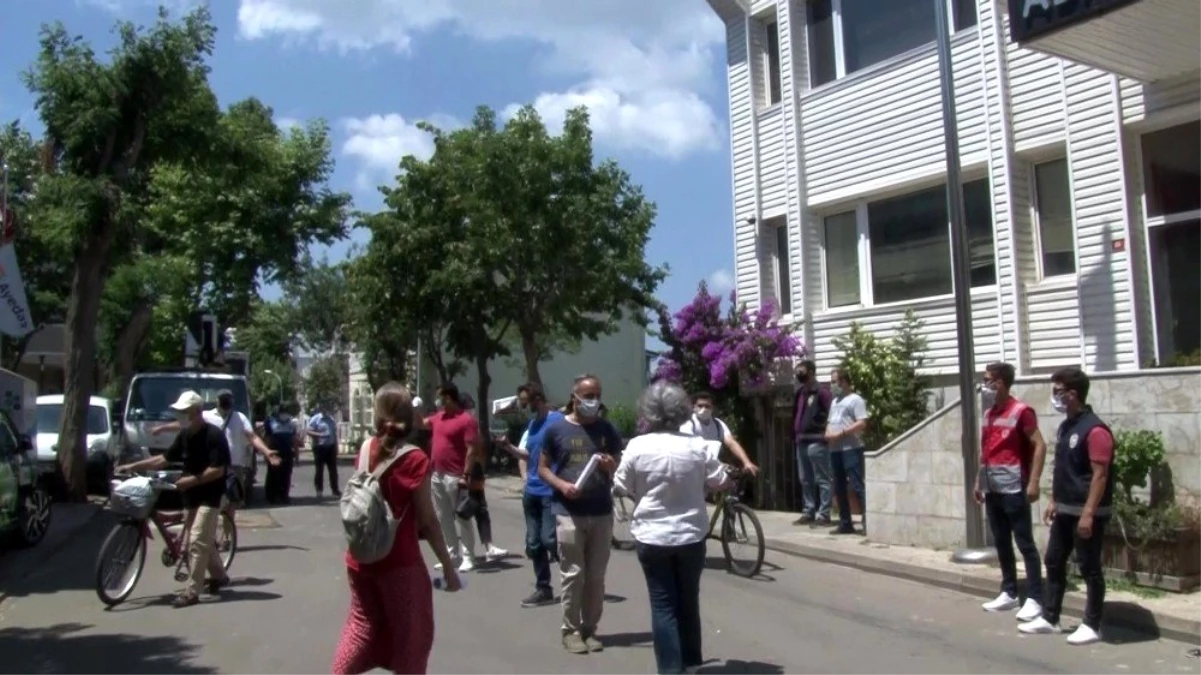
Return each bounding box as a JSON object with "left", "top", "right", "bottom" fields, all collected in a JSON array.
[
  {"left": 932, "top": 0, "right": 992, "bottom": 563},
  {"left": 415, "top": 335, "right": 423, "bottom": 400}
]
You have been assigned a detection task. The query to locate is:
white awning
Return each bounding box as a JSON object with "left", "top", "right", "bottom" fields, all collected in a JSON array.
[{"left": 1005, "top": 0, "right": 1200, "bottom": 83}]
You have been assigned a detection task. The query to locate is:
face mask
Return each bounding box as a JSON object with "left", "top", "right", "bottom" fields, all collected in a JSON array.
[
  {"left": 1051, "top": 393, "right": 1068, "bottom": 414},
  {"left": 831, "top": 384, "right": 843, "bottom": 398},
  {"left": 219, "top": 399, "right": 232, "bottom": 411},
  {"left": 696, "top": 409, "right": 713, "bottom": 423},
  {"left": 575, "top": 396, "right": 601, "bottom": 418},
  {"left": 796, "top": 372, "right": 807, "bottom": 384},
  {"left": 980, "top": 385, "right": 997, "bottom": 409},
  {"left": 279, "top": 412, "right": 292, "bottom": 422}
]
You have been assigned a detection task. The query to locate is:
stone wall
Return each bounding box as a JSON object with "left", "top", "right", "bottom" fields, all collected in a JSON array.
[{"left": 865, "top": 367, "right": 1201, "bottom": 549}]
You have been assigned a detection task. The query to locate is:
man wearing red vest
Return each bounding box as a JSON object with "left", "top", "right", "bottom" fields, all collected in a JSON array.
[{"left": 974, "top": 362, "right": 1048, "bottom": 622}]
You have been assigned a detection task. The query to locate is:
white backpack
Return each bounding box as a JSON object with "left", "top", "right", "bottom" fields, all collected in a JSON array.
[{"left": 340, "top": 439, "right": 418, "bottom": 564}]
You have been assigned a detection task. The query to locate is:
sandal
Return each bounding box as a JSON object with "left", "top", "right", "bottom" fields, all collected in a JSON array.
[{"left": 171, "top": 593, "right": 200, "bottom": 608}]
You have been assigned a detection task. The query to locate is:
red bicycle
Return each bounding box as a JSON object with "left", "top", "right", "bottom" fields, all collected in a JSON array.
[{"left": 94, "top": 467, "right": 238, "bottom": 607}]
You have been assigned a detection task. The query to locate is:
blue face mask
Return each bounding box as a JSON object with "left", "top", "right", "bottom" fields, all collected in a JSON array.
[{"left": 575, "top": 396, "right": 601, "bottom": 418}]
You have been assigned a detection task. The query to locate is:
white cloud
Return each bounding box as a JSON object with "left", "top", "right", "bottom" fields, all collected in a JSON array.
[
  {"left": 708, "top": 269, "right": 735, "bottom": 295},
  {"left": 339, "top": 113, "right": 459, "bottom": 192},
  {"left": 236, "top": 0, "right": 725, "bottom": 159}
]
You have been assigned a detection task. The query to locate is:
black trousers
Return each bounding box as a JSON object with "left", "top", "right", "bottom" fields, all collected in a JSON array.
[
  {"left": 313, "top": 444, "right": 340, "bottom": 495},
  {"left": 1044, "top": 512, "right": 1108, "bottom": 629},
  {"left": 264, "top": 451, "right": 294, "bottom": 503},
  {"left": 472, "top": 488, "right": 492, "bottom": 545},
  {"left": 984, "top": 492, "right": 1043, "bottom": 603}
]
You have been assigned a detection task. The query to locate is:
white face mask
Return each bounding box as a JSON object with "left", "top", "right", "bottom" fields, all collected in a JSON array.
[
  {"left": 1051, "top": 394, "right": 1067, "bottom": 414},
  {"left": 575, "top": 396, "right": 601, "bottom": 418},
  {"left": 981, "top": 385, "right": 997, "bottom": 409},
  {"left": 695, "top": 409, "right": 713, "bottom": 423}
]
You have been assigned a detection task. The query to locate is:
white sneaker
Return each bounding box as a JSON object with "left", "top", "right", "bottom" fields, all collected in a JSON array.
[
  {"left": 1018, "top": 617, "right": 1062, "bottom": 634},
  {"left": 458, "top": 557, "right": 476, "bottom": 573},
  {"left": 1066, "top": 624, "right": 1101, "bottom": 645},
  {"left": 1015, "top": 598, "right": 1043, "bottom": 622},
  {"left": 485, "top": 544, "right": 508, "bottom": 562},
  {"left": 982, "top": 592, "right": 1019, "bottom": 612}
]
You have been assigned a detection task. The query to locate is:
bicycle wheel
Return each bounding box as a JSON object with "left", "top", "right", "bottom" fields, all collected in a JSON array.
[
  {"left": 94, "top": 521, "right": 147, "bottom": 607},
  {"left": 720, "top": 502, "right": 765, "bottom": 578},
  {"left": 216, "top": 510, "right": 238, "bottom": 570},
  {"left": 611, "top": 494, "right": 635, "bottom": 551}
]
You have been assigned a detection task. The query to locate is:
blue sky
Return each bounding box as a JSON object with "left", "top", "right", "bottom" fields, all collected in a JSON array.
[{"left": 0, "top": 0, "right": 737, "bottom": 337}]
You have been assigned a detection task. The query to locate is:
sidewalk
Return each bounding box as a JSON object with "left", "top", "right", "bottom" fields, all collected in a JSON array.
[
  {"left": 487, "top": 474, "right": 1200, "bottom": 644},
  {"left": 0, "top": 502, "right": 104, "bottom": 605}
]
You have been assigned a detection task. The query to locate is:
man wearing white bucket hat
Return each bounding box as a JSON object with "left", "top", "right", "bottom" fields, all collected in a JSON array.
[{"left": 118, "top": 390, "right": 232, "bottom": 607}]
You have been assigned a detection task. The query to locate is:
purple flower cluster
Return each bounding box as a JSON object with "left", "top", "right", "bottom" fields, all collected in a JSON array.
[{"left": 653, "top": 285, "right": 805, "bottom": 391}]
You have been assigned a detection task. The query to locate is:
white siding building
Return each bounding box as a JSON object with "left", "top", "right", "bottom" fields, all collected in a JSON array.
[{"left": 705, "top": 0, "right": 1200, "bottom": 379}]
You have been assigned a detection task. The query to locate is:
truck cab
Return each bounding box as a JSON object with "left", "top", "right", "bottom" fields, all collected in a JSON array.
[{"left": 120, "top": 371, "right": 253, "bottom": 459}]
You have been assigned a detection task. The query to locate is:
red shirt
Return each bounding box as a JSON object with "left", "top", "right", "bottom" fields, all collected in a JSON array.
[
  {"left": 344, "top": 446, "right": 430, "bottom": 573},
  {"left": 428, "top": 410, "right": 478, "bottom": 476},
  {"left": 981, "top": 397, "right": 1038, "bottom": 491},
  {"left": 1086, "top": 427, "right": 1114, "bottom": 464}
]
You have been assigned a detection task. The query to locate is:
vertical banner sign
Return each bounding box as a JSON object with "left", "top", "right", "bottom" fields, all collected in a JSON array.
[{"left": 0, "top": 160, "right": 34, "bottom": 338}]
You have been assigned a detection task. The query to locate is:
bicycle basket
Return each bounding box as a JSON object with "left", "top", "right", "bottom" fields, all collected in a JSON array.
[{"left": 109, "top": 477, "right": 158, "bottom": 519}]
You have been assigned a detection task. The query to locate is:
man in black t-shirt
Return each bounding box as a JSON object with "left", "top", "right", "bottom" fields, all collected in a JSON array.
[{"left": 119, "top": 390, "right": 231, "bottom": 607}]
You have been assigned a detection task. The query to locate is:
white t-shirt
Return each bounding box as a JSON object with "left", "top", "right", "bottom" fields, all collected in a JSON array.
[
  {"left": 678, "top": 414, "right": 730, "bottom": 450},
  {"left": 827, "top": 393, "right": 869, "bottom": 452},
  {"left": 614, "top": 431, "right": 728, "bottom": 547},
  {"left": 203, "top": 409, "right": 254, "bottom": 467}
]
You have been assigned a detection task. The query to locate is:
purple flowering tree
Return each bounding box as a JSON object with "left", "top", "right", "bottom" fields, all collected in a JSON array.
[{"left": 651, "top": 282, "right": 805, "bottom": 452}]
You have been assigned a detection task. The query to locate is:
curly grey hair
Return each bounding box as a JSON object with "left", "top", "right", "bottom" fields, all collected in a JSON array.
[{"left": 637, "top": 380, "right": 694, "bottom": 432}]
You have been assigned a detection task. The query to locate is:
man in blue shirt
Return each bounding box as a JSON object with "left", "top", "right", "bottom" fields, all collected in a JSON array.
[
  {"left": 265, "top": 403, "right": 301, "bottom": 505},
  {"left": 500, "top": 383, "right": 565, "bottom": 608},
  {"left": 306, "top": 403, "right": 340, "bottom": 500},
  {"left": 537, "top": 374, "right": 623, "bottom": 655}
]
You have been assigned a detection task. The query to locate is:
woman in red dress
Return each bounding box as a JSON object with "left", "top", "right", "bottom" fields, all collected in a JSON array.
[{"left": 332, "top": 382, "right": 462, "bottom": 675}]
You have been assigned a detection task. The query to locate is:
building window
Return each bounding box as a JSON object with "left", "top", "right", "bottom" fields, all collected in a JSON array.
[
  {"left": 823, "top": 178, "right": 994, "bottom": 309},
  {"left": 765, "top": 20, "right": 782, "bottom": 106},
  {"left": 769, "top": 218, "right": 793, "bottom": 315},
  {"left": 806, "top": 0, "right": 976, "bottom": 87},
  {"left": 1142, "top": 121, "right": 1200, "bottom": 219},
  {"left": 1033, "top": 158, "right": 1075, "bottom": 278},
  {"left": 823, "top": 211, "right": 860, "bottom": 308}
]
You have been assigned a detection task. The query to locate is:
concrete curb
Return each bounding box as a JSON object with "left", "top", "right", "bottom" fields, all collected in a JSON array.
[
  {"left": 0, "top": 503, "right": 104, "bottom": 605},
  {"left": 763, "top": 537, "right": 1201, "bottom": 645}
]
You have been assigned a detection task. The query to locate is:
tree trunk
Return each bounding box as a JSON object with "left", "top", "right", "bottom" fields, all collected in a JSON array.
[
  {"left": 112, "top": 300, "right": 153, "bottom": 399},
  {"left": 519, "top": 325, "right": 543, "bottom": 389},
  {"left": 59, "top": 240, "right": 111, "bottom": 502},
  {"left": 3, "top": 331, "right": 35, "bottom": 372},
  {"left": 473, "top": 351, "right": 492, "bottom": 457}
]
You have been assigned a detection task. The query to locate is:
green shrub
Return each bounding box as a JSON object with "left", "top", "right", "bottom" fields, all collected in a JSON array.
[
  {"left": 1112, "top": 429, "right": 1166, "bottom": 504},
  {"left": 605, "top": 402, "right": 639, "bottom": 439},
  {"left": 831, "top": 309, "right": 931, "bottom": 450}
]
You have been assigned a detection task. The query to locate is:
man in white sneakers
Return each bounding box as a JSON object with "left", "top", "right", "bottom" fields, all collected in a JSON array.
[
  {"left": 975, "top": 362, "right": 1047, "bottom": 623},
  {"left": 1018, "top": 367, "right": 1113, "bottom": 646}
]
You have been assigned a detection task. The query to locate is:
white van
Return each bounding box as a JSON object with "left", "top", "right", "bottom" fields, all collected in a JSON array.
[{"left": 35, "top": 394, "right": 119, "bottom": 492}]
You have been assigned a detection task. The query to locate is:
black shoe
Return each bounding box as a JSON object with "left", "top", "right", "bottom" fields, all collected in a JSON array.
[
  {"left": 830, "top": 525, "right": 857, "bottom": 535},
  {"left": 205, "top": 577, "right": 231, "bottom": 595},
  {"left": 810, "top": 517, "right": 832, "bottom": 528},
  {"left": 521, "top": 588, "right": 555, "bottom": 608},
  {"left": 793, "top": 514, "right": 815, "bottom": 525}
]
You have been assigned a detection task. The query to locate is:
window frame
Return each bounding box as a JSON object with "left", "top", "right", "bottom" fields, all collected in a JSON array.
[
  {"left": 1030, "top": 157, "right": 1078, "bottom": 281},
  {"left": 764, "top": 19, "right": 783, "bottom": 108},
  {"left": 767, "top": 216, "right": 794, "bottom": 316},
  {"left": 817, "top": 174, "right": 997, "bottom": 313},
  {"left": 808, "top": 0, "right": 977, "bottom": 89}
]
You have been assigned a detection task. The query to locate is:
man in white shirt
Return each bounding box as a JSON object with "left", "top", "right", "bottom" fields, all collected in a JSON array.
[
  {"left": 206, "top": 390, "right": 279, "bottom": 513},
  {"left": 824, "top": 368, "right": 869, "bottom": 535},
  {"left": 679, "top": 391, "right": 758, "bottom": 476}
]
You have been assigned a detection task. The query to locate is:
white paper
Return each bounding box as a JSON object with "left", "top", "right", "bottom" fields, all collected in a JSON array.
[
  {"left": 574, "top": 454, "right": 601, "bottom": 490},
  {"left": 0, "top": 243, "right": 33, "bottom": 337}
]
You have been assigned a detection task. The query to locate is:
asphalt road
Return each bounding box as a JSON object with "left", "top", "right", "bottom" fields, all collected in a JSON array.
[{"left": 0, "top": 462, "right": 1197, "bottom": 674}]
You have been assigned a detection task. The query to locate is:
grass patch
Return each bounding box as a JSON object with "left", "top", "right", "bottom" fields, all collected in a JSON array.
[{"left": 1066, "top": 574, "right": 1166, "bottom": 599}]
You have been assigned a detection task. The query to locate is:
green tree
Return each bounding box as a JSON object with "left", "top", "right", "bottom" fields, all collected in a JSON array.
[
  {"left": 250, "top": 355, "right": 298, "bottom": 410},
  {"left": 345, "top": 242, "right": 416, "bottom": 391},
  {"left": 286, "top": 255, "right": 352, "bottom": 354},
  {"left": 230, "top": 300, "right": 298, "bottom": 368},
  {"left": 303, "top": 355, "right": 347, "bottom": 412},
  {"left": 0, "top": 123, "right": 72, "bottom": 370},
  {"left": 831, "top": 309, "right": 931, "bottom": 450},
  {"left": 450, "top": 106, "right": 665, "bottom": 388},
  {"left": 23, "top": 8, "right": 223, "bottom": 498}
]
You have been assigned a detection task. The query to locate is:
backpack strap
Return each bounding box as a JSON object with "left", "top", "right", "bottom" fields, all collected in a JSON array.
[
  {"left": 357, "top": 438, "right": 375, "bottom": 473},
  {"left": 370, "top": 443, "right": 417, "bottom": 479}
]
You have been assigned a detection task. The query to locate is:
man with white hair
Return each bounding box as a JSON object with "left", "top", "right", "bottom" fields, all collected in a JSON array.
[{"left": 118, "top": 390, "right": 232, "bottom": 607}]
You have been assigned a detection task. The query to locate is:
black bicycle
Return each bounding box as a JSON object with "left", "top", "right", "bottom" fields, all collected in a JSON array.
[{"left": 707, "top": 466, "right": 765, "bottom": 577}]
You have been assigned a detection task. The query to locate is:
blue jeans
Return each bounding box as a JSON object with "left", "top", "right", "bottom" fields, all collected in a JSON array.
[
  {"left": 523, "top": 492, "right": 557, "bottom": 591},
  {"left": 830, "top": 448, "right": 865, "bottom": 530},
  {"left": 636, "top": 540, "right": 706, "bottom": 675},
  {"left": 796, "top": 441, "right": 832, "bottom": 519},
  {"left": 984, "top": 492, "right": 1043, "bottom": 604}
]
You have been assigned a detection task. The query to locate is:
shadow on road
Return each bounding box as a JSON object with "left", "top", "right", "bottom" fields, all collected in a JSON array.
[
  {"left": 1100, "top": 601, "right": 1162, "bottom": 645},
  {"left": 105, "top": 587, "right": 284, "bottom": 612},
  {"left": 703, "top": 557, "right": 781, "bottom": 583},
  {"left": 697, "top": 659, "right": 785, "bottom": 674},
  {"left": 602, "top": 630, "right": 653, "bottom": 647},
  {"left": 238, "top": 544, "right": 309, "bottom": 553},
  {"left": 0, "top": 622, "right": 216, "bottom": 673},
  {"left": 0, "top": 510, "right": 118, "bottom": 601}
]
